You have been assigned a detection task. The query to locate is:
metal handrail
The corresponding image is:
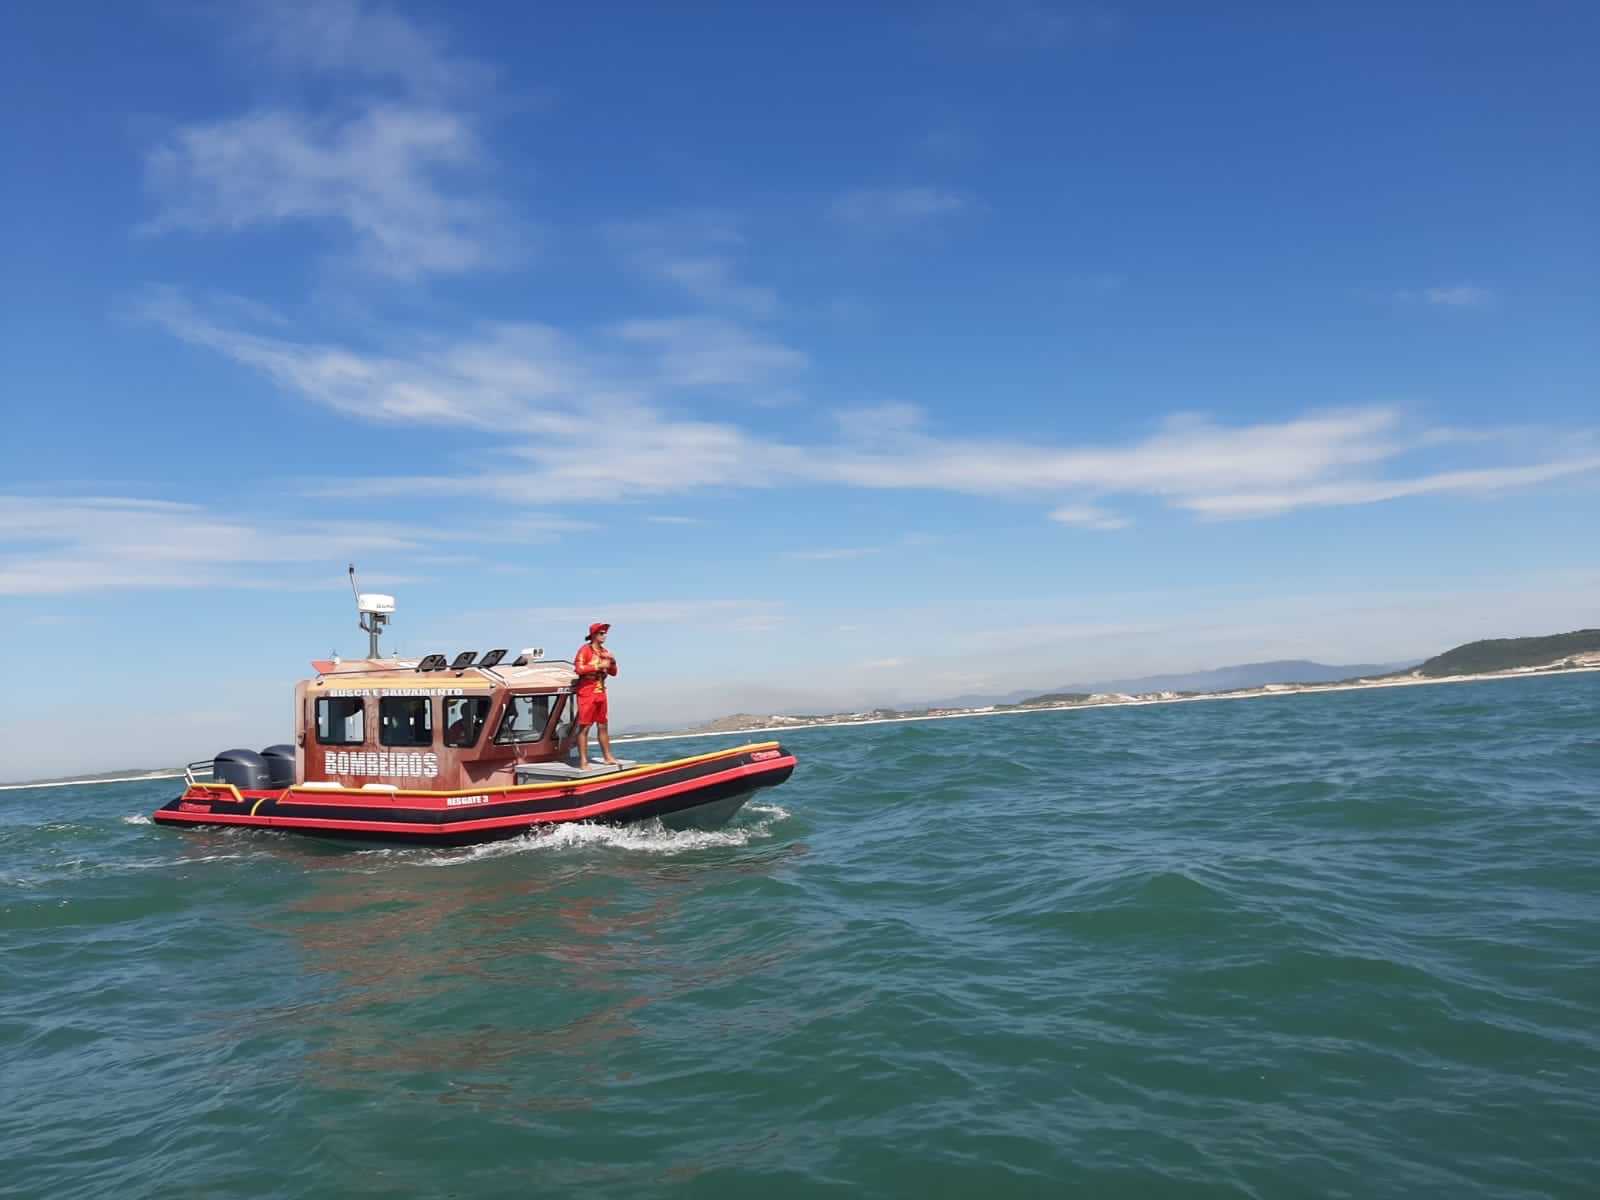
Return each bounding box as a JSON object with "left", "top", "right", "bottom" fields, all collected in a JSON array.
[{"left": 183, "top": 759, "right": 216, "bottom": 786}]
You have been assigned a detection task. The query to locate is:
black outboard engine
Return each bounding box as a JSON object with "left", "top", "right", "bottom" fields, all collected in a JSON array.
[
  {"left": 260, "top": 745, "right": 297, "bottom": 788},
  {"left": 213, "top": 748, "right": 270, "bottom": 791}
]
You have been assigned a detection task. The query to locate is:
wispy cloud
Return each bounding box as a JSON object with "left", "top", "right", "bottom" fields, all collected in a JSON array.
[
  {"left": 608, "top": 215, "right": 777, "bottom": 315},
  {"left": 0, "top": 495, "right": 424, "bottom": 595},
  {"left": 981, "top": 1, "right": 1118, "bottom": 49},
  {"left": 920, "top": 1, "right": 1118, "bottom": 56},
  {"left": 143, "top": 291, "right": 809, "bottom": 455},
  {"left": 657, "top": 258, "right": 778, "bottom": 315},
  {"left": 1050, "top": 504, "right": 1131, "bottom": 531},
  {"left": 830, "top": 186, "right": 966, "bottom": 234},
  {"left": 1181, "top": 456, "right": 1600, "bottom": 519},
  {"left": 144, "top": 2, "right": 505, "bottom": 278},
  {"left": 833, "top": 402, "right": 926, "bottom": 443},
  {"left": 454, "top": 598, "right": 784, "bottom": 632},
  {"left": 780, "top": 548, "right": 883, "bottom": 561},
  {"left": 614, "top": 316, "right": 807, "bottom": 388},
  {"left": 141, "top": 290, "right": 630, "bottom": 431},
  {"left": 499, "top": 407, "right": 805, "bottom": 499},
  {"left": 822, "top": 408, "right": 1406, "bottom": 496},
  {"left": 241, "top": 0, "right": 492, "bottom": 96},
  {"left": 1396, "top": 284, "right": 1494, "bottom": 309},
  {"left": 0, "top": 494, "right": 585, "bottom": 596},
  {"left": 1065, "top": 271, "right": 1125, "bottom": 296},
  {"left": 142, "top": 300, "right": 1600, "bottom": 520},
  {"left": 146, "top": 106, "right": 498, "bottom": 277}
]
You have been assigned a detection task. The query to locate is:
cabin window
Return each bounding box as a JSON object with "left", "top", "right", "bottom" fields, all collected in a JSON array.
[
  {"left": 493, "top": 694, "right": 555, "bottom": 744},
  {"left": 379, "top": 696, "right": 434, "bottom": 747},
  {"left": 444, "top": 697, "right": 491, "bottom": 748},
  {"left": 316, "top": 697, "right": 365, "bottom": 745}
]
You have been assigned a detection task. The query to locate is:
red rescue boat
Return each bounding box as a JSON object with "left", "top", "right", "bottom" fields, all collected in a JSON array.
[{"left": 154, "top": 583, "right": 795, "bottom": 845}]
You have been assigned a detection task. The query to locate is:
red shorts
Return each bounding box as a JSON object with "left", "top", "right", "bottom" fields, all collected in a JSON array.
[{"left": 577, "top": 690, "right": 608, "bottom": 725}]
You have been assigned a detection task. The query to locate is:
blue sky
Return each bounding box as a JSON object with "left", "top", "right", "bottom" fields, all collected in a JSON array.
[{"left": 3, "top": 1, "right": 1597, "bottom": 777}]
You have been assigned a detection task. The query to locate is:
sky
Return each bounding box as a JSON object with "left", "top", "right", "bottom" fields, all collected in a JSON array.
[{"left": 2, "top": 0, "right": 1597, "bottom": 778}]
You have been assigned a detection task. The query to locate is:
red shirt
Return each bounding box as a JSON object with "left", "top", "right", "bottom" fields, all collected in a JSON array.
[{"left": 574, "top": 643, "right": 618, "bottom": 694}]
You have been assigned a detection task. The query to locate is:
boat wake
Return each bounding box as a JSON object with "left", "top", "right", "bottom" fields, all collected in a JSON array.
[
  {"left": 119, "top": 803, "right": 792, "bottom": 873},
  {"left": 398, "top": 802, "right": 793, "bottom": 869}
]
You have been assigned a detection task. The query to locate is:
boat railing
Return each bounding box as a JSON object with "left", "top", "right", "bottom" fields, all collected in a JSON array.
[{"left": 183, "top": 759, "right": 217, "bottom": 786}]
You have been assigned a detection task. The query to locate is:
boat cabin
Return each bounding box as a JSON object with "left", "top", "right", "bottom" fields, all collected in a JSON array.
[{"left": 293, "top": 649, "right": 582, "bottom": 791}]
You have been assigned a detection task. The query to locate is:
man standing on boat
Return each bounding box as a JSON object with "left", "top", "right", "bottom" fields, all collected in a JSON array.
[{"left": 573, "top": 621, "right": 619, "bottom": 768}]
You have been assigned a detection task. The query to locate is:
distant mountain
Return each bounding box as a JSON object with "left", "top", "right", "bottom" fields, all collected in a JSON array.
[
  {"left": 1060, "top": 659, "right": 1412, "bottom": 696},
  {"left": 927, "top": 659, "right": 1411, "bottom": 709},
  {"left": 1411, "top": 629, "right": 1600, "bottom": 678}
]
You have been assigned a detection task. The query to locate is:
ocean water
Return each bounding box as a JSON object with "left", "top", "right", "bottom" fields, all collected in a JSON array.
[{"left": 3, "top": 672, "right": 1598, "bottom": 1199}]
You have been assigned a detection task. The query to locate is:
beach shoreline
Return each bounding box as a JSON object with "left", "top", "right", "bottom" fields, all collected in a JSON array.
[
  {"left": 5, "top": 661, "right": 1595, "bottom": 791},
  {"left": 618, "top": 659, "right": 1600, "bottom": 745}
]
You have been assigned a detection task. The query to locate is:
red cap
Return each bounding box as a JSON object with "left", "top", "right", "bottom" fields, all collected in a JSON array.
[{"left": 588, "top": 622, "right": 610, "bottom": 637}]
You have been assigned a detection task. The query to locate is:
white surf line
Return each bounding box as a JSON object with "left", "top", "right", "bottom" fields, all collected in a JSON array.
[
  {"left": 612, "top": 662, "right": 1600, "bottom": 744},
  {"left": 9, "top": 663, "right": 1594, "bottom": 788},
  {"left": 0, "top": 772, "right": 184, "bottom": 792}
]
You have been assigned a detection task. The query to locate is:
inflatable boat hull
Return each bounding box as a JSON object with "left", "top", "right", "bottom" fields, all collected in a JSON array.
[{"left": 153, "top": 742, "right": 796, "bottom": 846}]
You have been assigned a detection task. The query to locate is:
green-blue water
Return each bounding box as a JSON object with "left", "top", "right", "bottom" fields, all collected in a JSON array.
[{"left": 4, "top": 673, "right": 1598, "bottom": 1198}]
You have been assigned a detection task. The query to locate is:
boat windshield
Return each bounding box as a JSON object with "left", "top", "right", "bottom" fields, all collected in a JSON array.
[{"left": 493, "top": 694, "right": 555, "bottom": 744}]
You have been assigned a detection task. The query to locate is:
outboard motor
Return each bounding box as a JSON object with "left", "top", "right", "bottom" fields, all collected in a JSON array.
[
  {"left": 213, "top": 748, "right": 270, "bottom": 791},
  {"left": 261, "top": 745, "right": 297, "bottom": 788}
]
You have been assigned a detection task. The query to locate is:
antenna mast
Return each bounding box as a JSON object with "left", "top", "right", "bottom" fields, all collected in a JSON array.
[{"left": 348, "top": 564, "right": 396, "bottom": 659}]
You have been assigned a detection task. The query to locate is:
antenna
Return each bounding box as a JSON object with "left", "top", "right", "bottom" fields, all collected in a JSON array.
[{"left": 348, "top": 564, "right": 396, "bottom": 659}]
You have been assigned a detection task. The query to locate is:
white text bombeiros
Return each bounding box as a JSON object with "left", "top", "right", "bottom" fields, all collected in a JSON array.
[{"left": 324, "top": 750, "right": 440, "bottom": 778}]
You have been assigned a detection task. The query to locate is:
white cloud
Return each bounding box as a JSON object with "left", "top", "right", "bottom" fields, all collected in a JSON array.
[
  {"left": 144, "top": 2, "right": 506, "bottom": 278},
  {"left": 242, "top": 0, "right": 490, "bottom": 96},
  {"left": 833, "top": 402, "right": 926, "bottom": 442},
  {"left": 1065, "top": 272, "right": 1125, "bottom": 295},
  {"left": 1050, "top": 504, "right": 1130, "bottom": 530},
  {"left": 1425, "top": 286, "right": 1493, "bottom": 308},
  {"left": 141, "top": 292, "right": 626, "bottom": 431},
  {"left": 1180, "top": 456, "right": 1600, "bottom": 519},
  {"left": 502, "top": 411, "right": 804, "bottom": 500},
  {"left": 613, "top": 316, "right": 807, "bottom": 387},
  {"left": 821, "top": 407, "right": 1406, "bottom": 496},
  {"left": 452, "top": 598, "right": 784, "bottom": 633},
  {"left": 1396, "top": 285, "right": 1494, "bottom": 309},
  {"left": 924, "top": 1, "right": 1119, "bottom": 53},
  {"left": 608, "top": 214, "right": 777, "bottom": 315},
  {"left": 0, "top": 495, "right": 427, "bottom": 595},
  {"left": 780, "top": 548, "right": 882, "bottom": 561},
  {"left": 0, "top": 494, "right": 586, "bottom": 596},
  {"left": 146, "top": 104, "right": 497, "bottom": 278},
  {"left": 143, "top": 300, "right": 1600, "bottom": 520},
  {"left": 317, "top": 417, "right": 799, "bottom": 504},
  {"left": 657, "top": 258, "right": 778, "bottom": 315},
  {"left": 830, "top": 186, "right": 965, "bottom": 234}
]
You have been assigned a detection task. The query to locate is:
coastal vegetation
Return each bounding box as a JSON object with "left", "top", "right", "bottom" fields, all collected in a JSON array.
[
  {"left": 1410, "top": 629, "right": 1600, "bottom": 678},
  {"left": 1004, "top": 692, "right": 1094, "bottom": 708}
]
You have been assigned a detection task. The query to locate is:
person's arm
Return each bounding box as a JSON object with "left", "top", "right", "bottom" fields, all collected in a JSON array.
[
  {"left": 574, "top": 645, "right": 597, "bottom": 681},
  {"left": 602, "top": 651, "right": 618, "bottom": 677}
]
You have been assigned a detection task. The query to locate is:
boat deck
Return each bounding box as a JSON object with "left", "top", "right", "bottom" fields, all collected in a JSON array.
[{"left": 514, "top": 759, "right": 639, "bottom": 782}]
